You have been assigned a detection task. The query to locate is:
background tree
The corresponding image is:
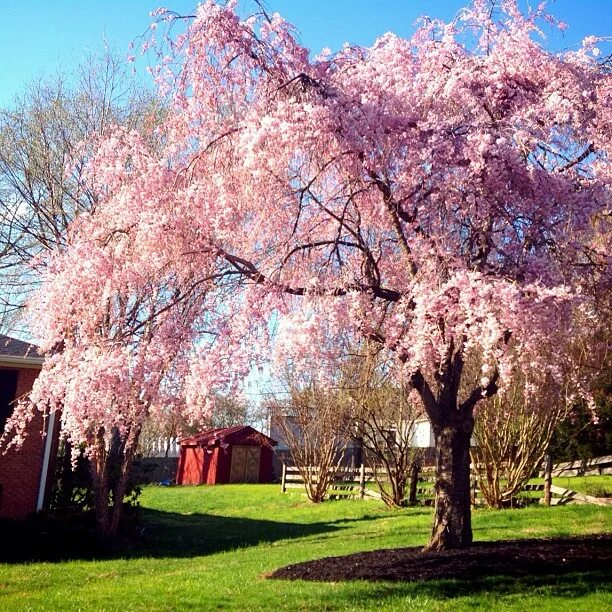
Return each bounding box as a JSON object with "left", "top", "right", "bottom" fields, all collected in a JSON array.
[
  {"left": 549, "top": 315, "right": 612, "bottom": 463},
  {"left": 0, "top": 49, "right": 158, "bottom": 332},
  {"left": 549, "top": 388, "right": 612, "bottom": 463},
  {"left": 16, "top": 267, "right": 223, "bottom": 536},
  {"left": 472, "top": 300, "right": 611, "bottom": 507},
  {"left": 0, "top": 49, "right": 166, "bottom": 536},
  {"left": 1, "top": 122, "right": 264, "bottom": 535}
]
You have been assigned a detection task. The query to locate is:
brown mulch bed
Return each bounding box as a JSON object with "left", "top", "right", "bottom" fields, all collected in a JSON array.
[{"left": 270, "top": 535, "right": 612, "bottom": 583}]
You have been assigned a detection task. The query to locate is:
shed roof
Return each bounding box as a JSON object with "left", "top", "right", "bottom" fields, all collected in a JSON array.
[{"left": 180, "top": 425, "right": 277, "bottom": 448}]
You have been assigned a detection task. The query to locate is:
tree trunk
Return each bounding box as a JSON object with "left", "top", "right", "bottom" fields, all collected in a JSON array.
[
  {"left": 109, "top": 461, "right": 131, "bottom": 537},
  {"left": 91, "top": 458, "right": 111, "bottom": 537},
  {"left": 108, "top": 432, "right": 141, "bottom": 538},
  {"left": 427, "top": 423, "right": 473, "bottom": 550}
]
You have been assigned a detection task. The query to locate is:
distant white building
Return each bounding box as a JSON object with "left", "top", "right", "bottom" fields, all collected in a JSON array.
[
  {"left": 411, "top": 418, "right": 435, "bottom": 448},
  {"left": 410, "top": 418, "right": 477, "bottom": 448}
]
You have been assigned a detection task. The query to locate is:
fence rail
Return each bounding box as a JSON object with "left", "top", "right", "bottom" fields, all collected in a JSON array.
[
  {"left": 543, "top": 455, "right": 612, "bottom": 477},
  {"left": 523, "top": 483, "right": 612, "bottom": 507},
  {"left": 280, "top": 464, "right": 435, "bottom": 499},
  {"left": 280, "top": 460, "right": 612, "bottom": 506}
]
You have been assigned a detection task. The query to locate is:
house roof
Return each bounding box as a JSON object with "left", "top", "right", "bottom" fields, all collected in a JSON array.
[
  {"left": 0, "top": 335, "right": 43, "bottom": 368},
  {"left": 180, "top": 425, "right": 277, "bottom": 448},
  {"left": 0, "top": 335, "right": 40, "bottom": 358}
]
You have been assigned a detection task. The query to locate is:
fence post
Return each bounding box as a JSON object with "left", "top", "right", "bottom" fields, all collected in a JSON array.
[
  {"left": 409, "top": 460, "right": 420, "bottom": 504},
  {"left": 543, "top": 453, "right": 552, "bottom": 506},
  {"left": 281, "top": 463, "right": 287, "bottom": 494},
  {"left": 359, "top": 463, "right": 366, "bottom": 499},
  {"left": 470, "top": 476, "right": 478, "bottom": 506}
]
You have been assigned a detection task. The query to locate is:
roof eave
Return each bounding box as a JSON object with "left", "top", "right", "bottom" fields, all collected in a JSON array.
[{"left": 0, "top": 355, "right": 44, "bottom": 369}]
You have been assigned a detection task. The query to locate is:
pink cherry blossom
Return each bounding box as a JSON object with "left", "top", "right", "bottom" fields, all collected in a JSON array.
[{"left": 4, "top": 0, "right": 609, "bottom": 546}]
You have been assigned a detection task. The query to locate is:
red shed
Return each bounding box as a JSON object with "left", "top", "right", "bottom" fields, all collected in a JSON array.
[
  {"left": 176, "top": 426, "right": 277, "bottom": 485},
  {"left": 0, "top": 335, "right": 59, "bottom": 520}
]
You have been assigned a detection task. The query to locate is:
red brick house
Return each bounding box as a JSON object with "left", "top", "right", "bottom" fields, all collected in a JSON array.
[
  {"left": 0, "top": 335, "right": 58, "bottom": 520},
  {"left": 176, "top": 426, "right": 277, "bottom": 485}
]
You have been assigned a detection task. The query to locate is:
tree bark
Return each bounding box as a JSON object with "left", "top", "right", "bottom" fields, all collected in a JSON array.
[
  {"left": 109, "top": 464, "right": 130, "bottom": 537},
  {"left": 90, "top": 428, "right": 132, "bottom": 538},
  {"left": 91, "top": 455, "right": 111, "bottom": 537},
  {"left": 427, "top": 423, "right": 473, "bottom": 550},
  {"left": 411, "top": 360, "right": 496, "bottom": 550}
]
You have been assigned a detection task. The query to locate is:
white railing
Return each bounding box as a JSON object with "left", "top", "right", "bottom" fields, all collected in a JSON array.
[{"left": 145, "top": 436, "right": 180, "bottom": 457}]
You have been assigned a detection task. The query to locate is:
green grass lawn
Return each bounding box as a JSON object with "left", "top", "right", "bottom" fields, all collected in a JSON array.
[
  {"left": 0, "top": 484, "right": 610, "bottom": 611},
  {"left": 516, "top": 474, "right": 612, "bottom": 502},
  {"left": 550, "top": 475, "right": 612, "bottom": 497}
]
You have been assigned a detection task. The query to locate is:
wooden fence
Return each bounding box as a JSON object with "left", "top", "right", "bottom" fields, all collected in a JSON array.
[
  {"left": 520, "top": 483, "right": 612, "bottom": 507},
  {"left": 280, "top": 464, "right": 436, "bottom": 500},
  {"left": 280, "top": 462, "right": 612, "bottom": 506},
  {"left": 542, "top": 455, "right": 612, "bottom": 477}
]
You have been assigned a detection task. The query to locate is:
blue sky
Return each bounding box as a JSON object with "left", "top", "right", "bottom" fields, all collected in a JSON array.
[{"left": 0, "top": 0, "right": 610, "bottom": 107}]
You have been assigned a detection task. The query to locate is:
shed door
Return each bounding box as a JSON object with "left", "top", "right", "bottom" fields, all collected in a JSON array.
[{"left": 230, "top": 445, "right": 261, "bottom": 483}]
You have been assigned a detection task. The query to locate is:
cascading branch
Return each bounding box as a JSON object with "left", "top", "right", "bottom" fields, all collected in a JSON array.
[{"left": 5, "top": 0, "right": 610, "bottom": 545}]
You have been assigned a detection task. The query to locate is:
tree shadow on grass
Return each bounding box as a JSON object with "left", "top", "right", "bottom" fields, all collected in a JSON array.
[
  {"left": 136, "top": 506, "right": 434, "bottom": 559},
  {"left": 411, "top": 568, "right": 611, "bottom": 599},
  {"left": 0, "top": 507, "right": 379, "bottom": 563},
  {"left": 135, "top": 507, "right": 349, "bottom": 559},
  {"left": 315, "top": 569, "right": 610, "bottom": 609}
]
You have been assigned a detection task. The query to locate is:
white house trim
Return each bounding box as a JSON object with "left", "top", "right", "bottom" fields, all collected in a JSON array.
[
  {"left": 0, "top": 356, "right": 44, "bottom": 369},
  {"left": 36, "top": 410, "right": 57, "bottom": 512}
]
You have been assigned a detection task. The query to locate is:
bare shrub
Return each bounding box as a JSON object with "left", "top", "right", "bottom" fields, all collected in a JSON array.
[
  {"left": 267, "top": 370, "right": 351, "bottom": 503},
  {"left": 471, "top": 370, "right": 569, "bottom": 508},
  {"left": 345, "top": 346, "right": 423, "bottom": 507}
]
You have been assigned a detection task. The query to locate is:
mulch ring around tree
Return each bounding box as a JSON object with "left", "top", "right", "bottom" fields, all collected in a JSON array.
[{"left": 269, "top": 535, "right": 612, "bottom": 583}]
